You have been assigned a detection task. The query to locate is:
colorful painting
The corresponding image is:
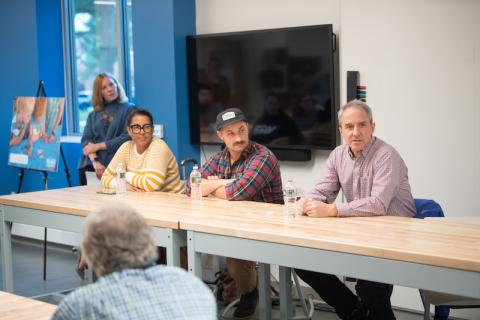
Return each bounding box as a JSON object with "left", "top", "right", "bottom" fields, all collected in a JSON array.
[{"left": 8, "top": 97, "right": 65, "bottom": 172}]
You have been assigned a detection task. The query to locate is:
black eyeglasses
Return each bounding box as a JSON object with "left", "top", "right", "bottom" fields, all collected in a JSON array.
[{"left": 129, "top": 124, "right": 153, "bottom": 134}]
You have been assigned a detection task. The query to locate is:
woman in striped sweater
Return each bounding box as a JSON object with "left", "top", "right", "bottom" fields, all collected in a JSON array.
[
  {"left": 77, "top": 108, "right": 183, "bottom": 277},
  {"left": 101, "top": 108, "right": 183, "bottom": 193}
]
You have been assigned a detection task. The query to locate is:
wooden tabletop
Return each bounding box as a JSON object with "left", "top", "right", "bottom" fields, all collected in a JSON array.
[
  {"left": 0, "top": 185, "right": 193, "bottom": 229},
  {"left": 430, "top": 217, "right": 480, "bottom": 225},
  {"left": 0, "top": 291, "right": 56, "bottom": 320},
  {"left": 178, "top": 198, "right": 480, "bottom": 273},
  {"left": 1, "top": 187, "right": 479, "bottom": 273}
]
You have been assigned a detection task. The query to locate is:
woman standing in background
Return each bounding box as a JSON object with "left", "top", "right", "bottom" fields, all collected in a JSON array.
[{"left": 77, "top": 73, "right": 133, "bottom": 185}]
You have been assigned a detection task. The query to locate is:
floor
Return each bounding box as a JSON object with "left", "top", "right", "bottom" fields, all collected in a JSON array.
[
  {"left": 1, "top": 236, "right": 431, "bottom": 319},
  {"left": 0, "top": 237, "right": 85, "bottom": 298}
]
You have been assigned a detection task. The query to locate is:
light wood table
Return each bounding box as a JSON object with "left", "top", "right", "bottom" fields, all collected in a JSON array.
[
  {"left": 430, "top": 216, "right": 480, "bottom": 225},
  {"left": 2, "top": 187, "right": 480, "bottom": 320},
  {"left": 180, "top": 199, "right": 480, "bottom": 319},
  {"left": 0, "top": 185, "right": 194, "bottom": 292},
  {"left": 0, "top": 291, "right": 56, "bottom": 320}
]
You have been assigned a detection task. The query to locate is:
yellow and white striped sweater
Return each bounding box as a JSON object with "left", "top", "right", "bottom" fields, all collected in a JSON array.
[{"left": 101, "top": 138, "right": 183, "bottom": 193}]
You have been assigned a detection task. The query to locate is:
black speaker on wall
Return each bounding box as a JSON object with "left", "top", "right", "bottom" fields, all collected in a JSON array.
[
  {"left": 347, "top": 71, "right": 359, "bottom": 102},
  {"left": 271, "top": 148, "right": 311, "bottom": 161}
]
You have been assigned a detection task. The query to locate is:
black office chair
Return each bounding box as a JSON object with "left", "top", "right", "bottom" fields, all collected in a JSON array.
[{"left": 179, "top": 158, "right": 198, "bottom": 187}]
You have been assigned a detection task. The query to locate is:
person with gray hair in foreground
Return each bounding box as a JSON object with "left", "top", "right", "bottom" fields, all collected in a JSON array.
[{"left": 52, "top": 203, "right": 216, "bottom": 320}]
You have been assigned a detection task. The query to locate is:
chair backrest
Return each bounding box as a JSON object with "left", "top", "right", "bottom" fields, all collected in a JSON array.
[
  {"left": 179, "top": 159, "right": 199, "bottom": 192},
  {"left": 414, "top": 198, "right": 450, "bottom": 319},
  {"left": 414, "top": 198, "right": 444, "bottom": 219},
  {"left": 179, "top": 158, "right": 198, "bottom": 181}
]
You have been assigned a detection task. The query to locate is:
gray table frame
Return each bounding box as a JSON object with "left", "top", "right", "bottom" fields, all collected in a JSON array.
[
  {"left": 187, "top": 230, "right": 480, "bottom": 320},
  {"left": 1, "top": 205, "right": 185, "bottom": 292}
]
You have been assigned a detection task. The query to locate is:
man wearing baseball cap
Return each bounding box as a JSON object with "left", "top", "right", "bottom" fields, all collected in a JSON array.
[{"left": 186, "top": 107, "right": 283, "bottom": 318}]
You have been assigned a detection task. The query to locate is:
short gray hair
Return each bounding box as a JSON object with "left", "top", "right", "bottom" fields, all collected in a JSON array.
[
  {"left": 81, "top": 203, "right": 158, "bottom": 276},
  {"left": 338, "top": 99, "right": 373, "bottom": 125}
]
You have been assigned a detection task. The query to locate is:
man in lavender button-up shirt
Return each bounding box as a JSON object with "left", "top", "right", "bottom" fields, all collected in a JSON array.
[{"left": 295, "top": 100, "right": 415, "bottom": 320}]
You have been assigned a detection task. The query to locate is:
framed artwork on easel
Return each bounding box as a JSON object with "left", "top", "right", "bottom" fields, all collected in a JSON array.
[{"left": 8, "top": 96, "right": 65, "bottom": 172}]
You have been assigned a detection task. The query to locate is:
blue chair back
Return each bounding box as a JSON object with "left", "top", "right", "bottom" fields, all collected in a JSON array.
[
  {"left": 413, "top": 198, "right": 448, "bottom": 318},
  {"left": 413, "top": 198, "right": 444, "bottom": 219}
]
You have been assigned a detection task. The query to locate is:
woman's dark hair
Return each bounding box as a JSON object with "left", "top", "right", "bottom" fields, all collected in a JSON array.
[{"left": 127, "top": 108, "right": 154, "bottom": 126}]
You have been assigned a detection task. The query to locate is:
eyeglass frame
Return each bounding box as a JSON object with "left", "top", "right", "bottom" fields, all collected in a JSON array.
[{"left": 128, "top": 123, "right": 153, "bottom": 134}]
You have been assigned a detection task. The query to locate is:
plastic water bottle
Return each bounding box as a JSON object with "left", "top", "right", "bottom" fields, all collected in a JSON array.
[
  {"left": 284, "top": 179, "right": 296, "bottom": 218},
  {"left": 116, "top": 163, "right": 127, "bottom": 194},
  {"left": 190, "top": 165, "right": 202, "bottom": 200}
]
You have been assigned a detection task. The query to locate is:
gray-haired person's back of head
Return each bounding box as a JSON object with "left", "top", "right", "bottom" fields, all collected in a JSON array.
[
  {"left": 338, "top": 99, "right": 373, "bottom": 125},
  {"left": 81, "top": 203, "right": 158, "bottom": 277}
]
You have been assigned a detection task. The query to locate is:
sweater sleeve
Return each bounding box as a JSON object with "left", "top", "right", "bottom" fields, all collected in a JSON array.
[{"left": 125, "top": 140, "right": 177, "bottom": 192}]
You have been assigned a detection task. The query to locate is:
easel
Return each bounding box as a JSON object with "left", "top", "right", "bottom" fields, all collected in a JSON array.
[{"left": 15, "top": 80, "right": 72, "bottom": 281}]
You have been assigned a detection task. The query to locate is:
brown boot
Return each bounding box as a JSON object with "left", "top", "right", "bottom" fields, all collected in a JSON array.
[
  {"left": 214, "top": 271, "right": 239, "bottom": 306},
  {"left": 233, "top": 287, "right": 258, "bottom": 319}
]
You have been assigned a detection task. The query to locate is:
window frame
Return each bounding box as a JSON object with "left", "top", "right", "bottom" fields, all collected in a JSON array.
[{"left": 61, "top": 0, "right": 133, "bottom": 135}]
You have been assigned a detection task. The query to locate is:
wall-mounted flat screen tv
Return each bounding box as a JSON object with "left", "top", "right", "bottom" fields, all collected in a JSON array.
[{"left": 187, "top": 24, "right": 338, "bottom": 151}]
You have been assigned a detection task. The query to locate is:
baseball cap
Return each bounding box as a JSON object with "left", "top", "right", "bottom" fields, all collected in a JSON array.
[{"left": 215, "top": 108, "right": 247, "bottom": 130}]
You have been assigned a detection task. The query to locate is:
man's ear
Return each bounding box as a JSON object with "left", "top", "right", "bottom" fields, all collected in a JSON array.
[{"left": 216, "top": 130, "right": 224, "bottom": 142}]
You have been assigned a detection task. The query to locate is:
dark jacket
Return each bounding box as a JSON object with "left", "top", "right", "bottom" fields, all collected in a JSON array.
[{"left": 78, "top": 102, "right": 133, "bottom": 169}]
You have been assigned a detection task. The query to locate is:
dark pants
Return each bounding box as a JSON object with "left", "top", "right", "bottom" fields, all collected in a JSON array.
[
  {"left": 78, "top": 165, "right": 95, "bottom": 186},
  {"left": 295, "top": 269, "right": 395, "bottom": 320},
  {"left": 156, "top": 246, "right": 167, "bottom": 265},
  {"left": 156, "top": 246, "right": 188, "bottom": 270}
]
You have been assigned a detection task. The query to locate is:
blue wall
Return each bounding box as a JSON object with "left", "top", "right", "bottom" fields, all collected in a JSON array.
[
  {"left": 0, "top": 1, "right": 40, "bottom": 195},
  {"left": 132, "top": 0, "right": 199, "bottom": 165},
  {"left": 35, "top": 0, "right": 83, "bottom": 190},
  {"left": 0, "top": 0, "right": 198, "bottom": 195},
  {"left": 0, "top": 0, "right": 80, "bottom": 195},
  {"left": 0, "top": 3, "right": 38, "bottom": 197},
  {"left": 172, "top": 0, "right": 198, "bottom": 164}
]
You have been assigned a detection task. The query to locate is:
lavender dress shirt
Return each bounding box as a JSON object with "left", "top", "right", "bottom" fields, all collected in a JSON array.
[{"left": 308, "top": 137, "right": 415, "bottom": 217}]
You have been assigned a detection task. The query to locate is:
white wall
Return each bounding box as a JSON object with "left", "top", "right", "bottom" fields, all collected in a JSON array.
[
  {"left": 340, "top": 0, "right": 480, "bottom": 217},
  {"left": 196, "top": 0, "right": 480, "bottom": 318}
]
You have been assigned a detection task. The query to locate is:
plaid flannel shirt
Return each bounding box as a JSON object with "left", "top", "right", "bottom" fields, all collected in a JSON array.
[{"left": 187, "top": 142, "right": 283, "bottom": 204}]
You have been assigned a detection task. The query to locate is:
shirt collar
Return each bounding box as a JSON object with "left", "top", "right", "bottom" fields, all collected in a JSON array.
[
  {"left": 348, "top": 136, "right": 376, "bottom": 159},
  {"left": 221, "top": 142, "right": 254, "bottom": 163}
]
